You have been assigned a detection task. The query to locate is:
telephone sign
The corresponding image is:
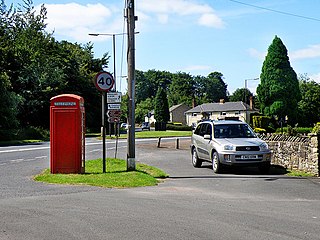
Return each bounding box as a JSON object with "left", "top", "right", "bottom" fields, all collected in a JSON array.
[{"left": 94, "top": 71, "right": 114, "bottom": 92}]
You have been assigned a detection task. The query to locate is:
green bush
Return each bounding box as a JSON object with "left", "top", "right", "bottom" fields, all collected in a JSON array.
[
  {"left": 254, "top": 128, "right": 266, "bottom": 134},
  {"left": 296, "top": 127, "right": 312, "bottom": 134},
  {"left": 166, "top": 124, "right": 192, "bottom": 131},
  {"left": 20, "top": 127, "right": 50, "bottom": 140},
  {"left": 312, "top": 122, "right": 320, "bottom": 134},
  {"left": 275, "top": 126, "right": 312, "bottom": 135},
  {"left": 0, "top": 127, "right": 49, "bottom": 141},
  {"left": 0, "top": 129, "right": 14, "bottom": 141},
  {"left": 167, "top": 122, "right": 183, "bottom": 126},
  {"left": 253, "top": 116, "right": 272, "bottom": 130}
]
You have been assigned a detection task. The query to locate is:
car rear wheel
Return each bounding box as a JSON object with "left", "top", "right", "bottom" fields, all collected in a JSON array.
[
  {"left": 212, "top": 152, "right": 221, "bottom": 173},
  {"left": 192, "top": 148, "right": 202, "bottom": 168}
]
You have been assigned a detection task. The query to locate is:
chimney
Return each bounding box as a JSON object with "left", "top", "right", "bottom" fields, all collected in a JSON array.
[
  {"left": 219, "top": 99, "right": 225, "bottom": 104},
  {"left": 249, "top": 96, "right": 253, "bottom": 110},
  {"left": 192, "top": 97, "right": 196, "bottom": 108}
]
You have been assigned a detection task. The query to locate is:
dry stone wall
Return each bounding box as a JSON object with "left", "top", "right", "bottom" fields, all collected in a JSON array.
[{"left": 259, "top": 133, "right": 320, "bottom": 176}]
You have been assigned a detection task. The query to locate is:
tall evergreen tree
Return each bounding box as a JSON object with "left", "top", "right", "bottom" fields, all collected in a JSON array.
[
  {"left": 154, "top": 86, "right": 170, "bottom": 123},
  {"left": 257, "top": 36, "right": 300, "bottom": 125}
]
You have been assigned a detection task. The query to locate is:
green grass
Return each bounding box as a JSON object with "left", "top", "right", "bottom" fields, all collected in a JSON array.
[
  {"left": 286, "top": 169, "right": 315, "bottom": 177},
  {"left": 270, "top": 165, "right": 316, "bottom": 177},
  {"left": 136, "top": 130, "right": 192, "bottom": 138},
  {"left": 34, "top": 158, "right": 168, "bottom": 188},
  {"left": 107, "top": 130, "right": 192, "bottom": 139}
]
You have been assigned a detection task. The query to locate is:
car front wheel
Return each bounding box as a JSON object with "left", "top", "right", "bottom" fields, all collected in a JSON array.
[
  {"left": 259, "top": 162, "right": 271, "bottom": 174},
  {"left": 192, "top": 148, "right": 202, "bottom": 168},
  {"left": 212, "top": 152, "right": 221, "bottom": 173}
]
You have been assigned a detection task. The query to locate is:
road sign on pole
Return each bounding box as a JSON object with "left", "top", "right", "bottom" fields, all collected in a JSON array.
[
  {"left": 107, "top": 110, "right": 121, "bottom": 118},
  {"left": 93, "top": 71, "right": 114, "bottom": 174},
  {"left": 107, "top": 92, "right": 122, "bottom": 103},
  {"left": 108, "top": 117, "right": 120, "bottom": 123},
  {"left": 108, "top": 103, "right": 121, "bottom": 110},
  {"left": 94, "top": 71, "right": 114, "bottom": 92}
]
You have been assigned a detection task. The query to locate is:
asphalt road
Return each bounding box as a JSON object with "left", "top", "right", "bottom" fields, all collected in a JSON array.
[{"left": 0, "top": 137, "right": 319, "bottom": 240}]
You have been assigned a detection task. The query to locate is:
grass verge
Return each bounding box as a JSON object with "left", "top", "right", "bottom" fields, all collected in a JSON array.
[
  {"left": 270, "top": 165, "right": 316, "bottom": 177},
  {"left": 34, "top": 158, "right": 168, "bottom": 188},
  {"left": 286, "top": 169, "right": 315, "bottom": 177},
  {"left": 107, "top": 130, "right": 192, "bottom": 139}
]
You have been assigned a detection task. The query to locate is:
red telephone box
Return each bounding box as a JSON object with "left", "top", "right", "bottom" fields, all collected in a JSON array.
[{"left": 50, "top": 94, "right": 85, "bottom": 174}]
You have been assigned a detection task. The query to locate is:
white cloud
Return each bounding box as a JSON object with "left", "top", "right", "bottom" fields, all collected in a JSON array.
[
  {"left": 248, "top": 44, "right": 320, "bottom": 61},
  {"left": 290, "top": 44, "right": 320, "bottom": 60},
  {"left": 37, "top": 3, "right": 122, "bottom": 42},
  {"left": 198, "top": 13, "right": 224, "bottom": 28},
  {"left": 139, "top": 0, "right": 224, "bottom": 28},
  {"left": 34, "top": 1, "right": 224, "bottom": 42}
]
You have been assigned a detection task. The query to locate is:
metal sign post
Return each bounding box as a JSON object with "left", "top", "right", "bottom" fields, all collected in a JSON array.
[
  {"left": 106, "top": 92, "right": 122, "bottom": 159},
  {"left": 94, "top": 71, "right": 114, "bottom": 173},
  {"left": 102, "top": 92, "right": 106, "bottom": 173}
]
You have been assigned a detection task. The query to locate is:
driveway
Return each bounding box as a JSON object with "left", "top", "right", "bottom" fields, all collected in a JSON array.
[{"left": 0, "top": 138, "right": 320, "bottom": 240}]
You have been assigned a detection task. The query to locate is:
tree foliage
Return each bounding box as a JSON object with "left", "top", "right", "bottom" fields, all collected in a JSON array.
[
  {"left": 135, "top": 98, "right": 154, "bottom": 123},
  {"left": 297, "top": 74, "right": 320, "bottom": 126},
  {"left": 229, "top": 88, "right": 252, "bottom": 103},
  {"left": 154, "top": 87, "right": 169, "bottom": 123},
  {"left": 0, "top": 1, "right": 109, "bottom": 132},
  {"left": 135, "top": 69, "right": 171, "bottom": 104},
  {"left": 203, "top": 72, "right": 229, "bottom": 103},
  {"left": 257, "top": 36, "right": 300, "bottom": 125},
  {"left": 135, "top": 70, "right": 228, "bottom": 109}
]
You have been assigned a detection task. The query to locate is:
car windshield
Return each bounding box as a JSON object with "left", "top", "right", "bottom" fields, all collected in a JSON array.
[{"left": 214, "top": 124, "right": 256, "bottom": 138}]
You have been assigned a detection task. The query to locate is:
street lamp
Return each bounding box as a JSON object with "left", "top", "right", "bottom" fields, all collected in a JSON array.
[
  {"left": 89, "top": 32, "right": 139, "bottom": 92},
  {"left": 89, "top": 32, "right": 127, "bottom": 91},
  {"left": 244, "top": 78, "right": 259, "bottom": 123}
]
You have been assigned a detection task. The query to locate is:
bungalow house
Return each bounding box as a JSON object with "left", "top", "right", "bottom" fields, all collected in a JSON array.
[{"left": 185, "top": 99, "right": 258, "bottom": 126}]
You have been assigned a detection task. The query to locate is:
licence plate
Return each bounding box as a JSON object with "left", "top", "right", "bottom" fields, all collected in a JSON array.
[{"left": 241, "top": 155, "right": 258, "bottom": 159}]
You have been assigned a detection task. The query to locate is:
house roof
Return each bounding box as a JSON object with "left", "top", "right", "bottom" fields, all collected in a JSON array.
[
  {"left": 169, "top": 103, "right": 190, "bottom": 112},
  {"left": 185, "top": 101, "right": 254, "bottom": 114}
]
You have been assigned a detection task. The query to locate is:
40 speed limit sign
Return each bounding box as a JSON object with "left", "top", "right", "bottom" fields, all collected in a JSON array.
[{"left": 94, "top": 71, "right": 114, "bottom": 92}]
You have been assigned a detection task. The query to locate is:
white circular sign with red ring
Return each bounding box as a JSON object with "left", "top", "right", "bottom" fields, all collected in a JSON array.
[{"left": 94, "top": 71, "right": 114, "bottom": 92}]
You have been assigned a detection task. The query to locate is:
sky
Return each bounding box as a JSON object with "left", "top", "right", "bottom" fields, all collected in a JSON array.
[{"left": 6, "top": 0, "right": 320, "bottom": 94}]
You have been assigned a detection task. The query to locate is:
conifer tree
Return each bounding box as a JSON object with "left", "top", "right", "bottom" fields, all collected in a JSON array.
[
  {"left": 154, "top": 87, "right": 170, "bottom": 123},
  {"left": 257, "top": 36, "right": 300, "bottom": 124}
]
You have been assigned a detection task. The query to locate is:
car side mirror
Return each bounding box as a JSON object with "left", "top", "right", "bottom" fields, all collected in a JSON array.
[{"left": 204, "top": 134, "right": 212, "bottom": 140}]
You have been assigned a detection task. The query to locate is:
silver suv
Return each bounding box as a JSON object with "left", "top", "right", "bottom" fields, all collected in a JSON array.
[{"left": 191, "top": 120, "right": 271, "bottom": 173}]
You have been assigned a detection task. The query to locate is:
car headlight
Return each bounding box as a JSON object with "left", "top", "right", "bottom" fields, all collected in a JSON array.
[
  {"left": 260, "top": 142, "right": 269, "bottom": 150},
  {"left": 224, "top": 145, "right": 234, "bottom": 151}
]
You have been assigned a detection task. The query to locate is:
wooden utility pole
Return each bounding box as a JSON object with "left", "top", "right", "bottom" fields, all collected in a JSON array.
[{"left": 126, "top": 0, "right": 136, "bottom": 171}]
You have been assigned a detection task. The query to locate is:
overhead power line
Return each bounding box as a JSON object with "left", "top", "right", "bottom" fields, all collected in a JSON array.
[{"left": 228, "top": 0, "right": 320, "bottom": 22}]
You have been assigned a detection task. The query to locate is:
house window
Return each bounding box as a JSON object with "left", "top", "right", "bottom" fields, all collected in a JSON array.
[
  {"left": 192, "top": 113, "right": 197, "bottom": 116},
  {"left": 220, "top": 112, "right": 226, "bottom": 116},
  {"left": 235, "top": 111, "right": 240, "bottom": 115}
]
